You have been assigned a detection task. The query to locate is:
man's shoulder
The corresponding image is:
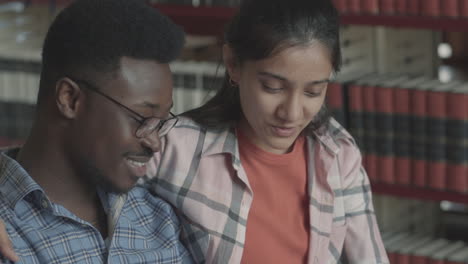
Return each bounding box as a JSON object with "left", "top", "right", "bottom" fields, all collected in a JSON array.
[
  {"left": 0, "top": 196, "right": 14, "bottom": 220},
  {"left": 126, "top": 186, "right": 178, "bottom": 218}
]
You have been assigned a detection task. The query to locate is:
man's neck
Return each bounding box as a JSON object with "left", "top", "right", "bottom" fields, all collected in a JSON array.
[{"left": 16, "top": 129, "right": 108, "bottom": 237}]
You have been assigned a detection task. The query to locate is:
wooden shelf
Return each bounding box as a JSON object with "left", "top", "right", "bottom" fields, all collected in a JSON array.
[
  {"left": 150, "top": 3, "right": 468, "bottom": 205},
  {"left": 341, "top": 14, "right": 468, "bottom": 32},
  {"left": 151, "top": 4, "right": 468, "bottom": 35},
  {"left": 372, "top": 183, "right": 468, "bottom": 204},
  {"left": 150, "top": 4, "right": 236, "bottom": 36}
]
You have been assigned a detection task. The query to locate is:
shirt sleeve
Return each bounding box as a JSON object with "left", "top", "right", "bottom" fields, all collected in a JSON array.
[{"left": 338, "top": 138, "right": 390, "bottom": 264}]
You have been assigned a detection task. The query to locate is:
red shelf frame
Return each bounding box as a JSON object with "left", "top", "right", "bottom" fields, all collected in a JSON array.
[
  {"left": 341, "top": 14, "right": 468, "bottom": 32},
  {"left": 152, "top": 4, "right": 468, "bottom": 35},
  {"left": 152, "top": 3, "right": 468, "bottom": 205},
  {"left": 372, "top": 183, "right": 468, "bottom": 204},
  {"left": 150, "top": 4, "right": 236, "bottom": 36}
]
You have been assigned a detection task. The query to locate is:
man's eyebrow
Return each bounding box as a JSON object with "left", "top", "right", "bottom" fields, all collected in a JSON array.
[{"left": 258, "top": 71, "right": 332, "bottom": 85}]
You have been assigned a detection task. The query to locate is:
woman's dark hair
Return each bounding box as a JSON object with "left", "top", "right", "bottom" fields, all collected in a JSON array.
[{"left": 183, "top": 0, "right": 341, "bottom": 131}]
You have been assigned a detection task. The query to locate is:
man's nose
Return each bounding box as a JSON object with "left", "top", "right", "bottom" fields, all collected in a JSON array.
[{"left": 139, "top": 132, "right": 161, "bottom": 153}]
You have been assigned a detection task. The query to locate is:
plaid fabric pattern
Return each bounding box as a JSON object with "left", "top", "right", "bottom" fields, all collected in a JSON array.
[
  {"left": 144, "top": 116, "right": 389, "bottom": 264},
  {"left": 0, "top": 149, "right": 192, "bottom": 264}
]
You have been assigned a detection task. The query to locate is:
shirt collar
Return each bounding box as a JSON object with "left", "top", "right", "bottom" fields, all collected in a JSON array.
[
  {"left": 0, "top": 148, "right": 45, "bottom": 210},
  {"left": 199, "top": 124, "right": 243, "bottom": 168}
]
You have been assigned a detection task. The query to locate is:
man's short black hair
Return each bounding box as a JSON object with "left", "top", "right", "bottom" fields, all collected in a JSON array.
[{"left": 38, "top": 0, "right": 185, "bottom": 103}]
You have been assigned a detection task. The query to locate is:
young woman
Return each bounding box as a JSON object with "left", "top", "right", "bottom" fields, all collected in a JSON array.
[
  {"left": 0, "top": 0, "right": 388, "bottom": 263},
  {"left": 147, "top": 0, "right": 388, "bottom": 263}
]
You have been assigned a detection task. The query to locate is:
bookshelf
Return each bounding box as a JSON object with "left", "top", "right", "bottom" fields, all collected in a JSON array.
[
  {"left": 372, "top": 183, "right": 468, "bottom": 205},
  {"left": 151, "top": 3, "right": 468, "bottom": 36},
  {"left": 151, "top": 3, "right": 468, "bottom": 204},
  {"left": 0, "top": 0, "right": 466, "bottom": 258},
  {"left": 341, "top": 14, "right": 468, "bottom": 32},
  {"left": 149, "top": 4, "right": 236, "bottom": 36}
]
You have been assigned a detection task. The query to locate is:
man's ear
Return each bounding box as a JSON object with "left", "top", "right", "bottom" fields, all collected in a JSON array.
[
  {"left": 55, "top": 78, "right": 83, "bottom": 119},
  {"left": 222, "top": 44, "right": 240, "bottom": 83}
]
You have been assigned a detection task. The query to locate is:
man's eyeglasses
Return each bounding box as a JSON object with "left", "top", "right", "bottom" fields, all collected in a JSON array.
[{"left": 68, "top": 77, "right": 178, "bottom": 139}]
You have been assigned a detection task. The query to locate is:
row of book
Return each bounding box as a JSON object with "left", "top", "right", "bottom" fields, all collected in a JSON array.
[
  {"left": 374, "top": 195, "right": 441, "bottom": 236},
  {"left": 327, "top": 73, "right": 468, "bottom": 193},
  {"left": 332, "top": 0, "right": 468, "bottom": 18},
  {"left": 0, "top": 61, "right": 220, "bottom": 142},
  {"left": 149, "top": 0, "right": 468, "bottom": 18},
  {"left": 148, "top": 0, "right": 241, "bottom": 6},
  {"left": 0, "top": 136, "right": 23, "bottom": 148},
  {"left": 382, "top": 231, "right": 468, "bottom": 263},
  {"left": 0, "top": 101, "right": 36, "bottom": 141},
  {"left": 171, "top": 61, "right": 223, "bottom": 114}
]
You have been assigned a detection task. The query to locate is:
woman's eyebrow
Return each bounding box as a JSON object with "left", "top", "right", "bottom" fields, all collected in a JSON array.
[{"left": 258, "top": 71, "right": 332, "bottom": 85}]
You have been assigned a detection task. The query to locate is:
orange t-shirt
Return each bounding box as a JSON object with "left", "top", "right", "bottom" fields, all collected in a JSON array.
[{"left": 238, "top": 130, "right": 310, "bottom": 264}]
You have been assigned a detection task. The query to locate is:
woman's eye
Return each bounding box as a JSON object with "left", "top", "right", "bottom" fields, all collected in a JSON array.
[
  {"left": 305, "top": 83, "right": 327, "bottom": 97},
  {"left": 304, "top": 91, "right": 321, "bottom": 97},
  {"left": 262, "top": 84, "right": 283, "bottom": 93}
]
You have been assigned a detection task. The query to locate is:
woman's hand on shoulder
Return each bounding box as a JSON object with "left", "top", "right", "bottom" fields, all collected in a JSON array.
[{"left": 0, "top": 220, "right": 18, "bottom": 263}]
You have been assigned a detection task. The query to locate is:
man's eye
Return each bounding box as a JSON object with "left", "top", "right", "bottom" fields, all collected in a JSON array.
[{"left": 129, "top": 115, "right": 143, "bottom": 125}]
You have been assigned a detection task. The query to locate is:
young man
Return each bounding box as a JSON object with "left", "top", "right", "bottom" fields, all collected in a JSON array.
[{"left": 0, "top": 0, "right": 191, "bottom": 263}]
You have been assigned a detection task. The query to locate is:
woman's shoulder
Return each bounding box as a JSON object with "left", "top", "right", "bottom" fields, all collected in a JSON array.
[
  {"left": 170, "top": 116, "right": 232, "bottom": 136},
  {"left": 164, "top": 116, "right": 235, "bottom": 152},
  {"left": 310, "top": 117, "right": 359, "bottom": 154}
]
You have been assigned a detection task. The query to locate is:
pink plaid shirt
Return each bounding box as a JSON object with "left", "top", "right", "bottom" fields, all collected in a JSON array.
[{"left": 142, "top": 116, "right": 389, "bottom": 264}]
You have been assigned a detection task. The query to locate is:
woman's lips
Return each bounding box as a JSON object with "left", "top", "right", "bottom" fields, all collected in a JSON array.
[{"left": 271, "top": 126, "right": 296, "bottom": 137}]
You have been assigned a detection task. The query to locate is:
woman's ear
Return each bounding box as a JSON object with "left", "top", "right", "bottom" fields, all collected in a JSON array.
[
  {"left": 55, "top": 77, "right": 83, "bottom": 119},
  {"left": 222, "top": 44, "right": 240, "bottom": 83}
]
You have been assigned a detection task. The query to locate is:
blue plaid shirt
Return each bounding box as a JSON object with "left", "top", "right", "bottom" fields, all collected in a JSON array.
[{"left": 0, "top": 149, "right": 192, "bottom": 264}]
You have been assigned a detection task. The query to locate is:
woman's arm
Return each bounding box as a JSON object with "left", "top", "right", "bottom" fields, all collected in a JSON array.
[
  {"left": 338, "top": 139, "right": 390, "bottom": 264},
  {"left": 0, "top": 220, "right": 18, "bottom": 262}
]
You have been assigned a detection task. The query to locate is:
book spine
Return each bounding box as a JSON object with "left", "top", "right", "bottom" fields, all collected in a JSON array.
[
  {"left": 395, "top": 0, "right": 408, "bottom": 14},
  {"left": 396, "top": 253, "right": 411, "bottom": 264},
  {"left": 410, "top": 255, "right": 429, "bottom": 264},
  {"left": 327, "top": 82, "right": 347, "bottom": 127},
  {"left": 349, "top": 0, "right": 362, "bottom": 13},
  {"left": 388, "top": 251, "right": 398, "bottom": 264},
  {"left": 407, "top": 0, "right": 420, "bottom": 15},
  {"left": 427, "top": 90, "right": 447, "bottom": 190},
  {"left": 421, "top": 0, "right": 440, "bottom": 17},
  {"left": 333, "top": 0, "right": 349, "bottom": 13},
  {"left": 446, "top": 91, "right": 468, "bottom": 193},
  {"left": 394, "top": 87, "right": 412, "bottom": 186},
  {"left": 375, "top": 85, "right": 395, "bottom": 184},
  {"left": 362, "top": 84, "right": 378, "bottom": 182},
  {"left": 362, "top": 0, "right": 379, "bottom": 14},
  {"left": 410, "top": 89, "right": 428, "bottom": 188},
  {"left": 461, "top": 0, "right": 468, "bottom": 17},
  {"left": 441, "top": 0, "right": 460, "bottom": 17},
  {"left": 380, "top": 0, "right": 396, "bottom": 14},
  {"left": 348, "top": 83, "right": 366, "bottom": 160}
]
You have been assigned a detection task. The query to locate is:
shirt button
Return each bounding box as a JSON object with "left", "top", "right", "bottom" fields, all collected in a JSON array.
[
  {"left": 314, "top": 256, "right": 319, "bottom": 264},
  {"left": 41, "top": 199, "right": 49, "bottom": 209}
]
